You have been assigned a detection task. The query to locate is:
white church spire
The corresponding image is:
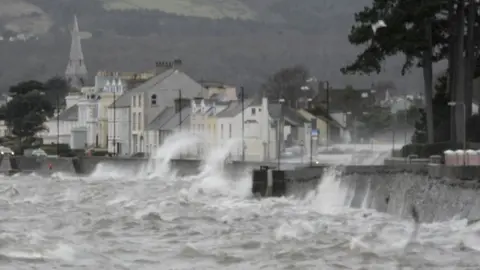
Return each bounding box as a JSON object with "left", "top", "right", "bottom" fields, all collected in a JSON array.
[{"left": 65, "top": 15, "right": 90, "bottom": 89}]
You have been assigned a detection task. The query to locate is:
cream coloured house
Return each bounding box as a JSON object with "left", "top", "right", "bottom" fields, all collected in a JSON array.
[
  {"left": 111, "top": 63, "right": 206, "bottom": 155},
  {"left": 214, "top": 97, "right": 279, "bottom": 161}
]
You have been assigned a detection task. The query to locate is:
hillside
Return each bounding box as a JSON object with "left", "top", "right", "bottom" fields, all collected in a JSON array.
[{"left": 0, "top": 0, "right": 424, "bottom": 93}]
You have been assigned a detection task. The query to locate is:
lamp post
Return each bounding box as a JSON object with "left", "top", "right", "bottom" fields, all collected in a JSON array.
[
  {"left": 324, "top": 81, "right": 330, "bottom": 149},
  {"left": 112, "top": 88, "right": 116, "bottom": 156},
  {"left": 391, "top": 113, "right": 396, "bottom": 153},
  {"left": 277, "top": 98, "right": 285, "bottom": 169},
  {"left": 56, "top": 93, "right": 60, "bottom": 156},
  {"left": 404, "top": 96, "right": 408, "bottom": 145},
  {"left": 300, "top": 84, "right": 314, "bottom": 165},
  {"left": 448, "top": 101, "right": 466, "bottom": 158},
  {"left": 241, "top": 86, "right": 245, "bottom": 161},
  {"left": 178, "top": 89, "right": 182, "bottom": 131}
]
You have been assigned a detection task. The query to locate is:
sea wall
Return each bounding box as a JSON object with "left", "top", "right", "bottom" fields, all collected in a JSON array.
[
  {"left": 251, "top": 165, "right": 480, "bottom": 222},
  {"left": 5, "top": 156, "right": 480, "bottom": 181}
]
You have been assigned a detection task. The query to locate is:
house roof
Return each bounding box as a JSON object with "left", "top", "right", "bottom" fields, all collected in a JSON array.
[
  {"left": 109, "top": 69, "right": 205, "bottom": 108},
  {"left": 297, "top": 108, "right": 343, "bottom": 129},
  {"left": 146, "top": 106, "right": 191, "bottom": 131},
  {"left": 268, "top": 104, "right": 309, "bottom": 126},
  {"left": 53, "top": 104, "right": 78, "bottom": 121},
  {"left": 215, "top": 99, "right": 256, "bottom": 118}
]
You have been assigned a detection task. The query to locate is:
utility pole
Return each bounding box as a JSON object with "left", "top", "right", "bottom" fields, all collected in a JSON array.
[
  {"left": 277, "top": 98, "right": 284, "bottom": 169},
  {"left": 325, "top": 81, "right": 330, "bottom": 149},
  {"left": 113, "top": 88, "right": 116, "bottom": 156},
  {"left": 309, "top": 117, "right": 316, "bottom": 166},
  {"left": 241, "top": 86, "right": 245, "bottom": 161},
  {"left": 56, "top": 94, "right": 60, "bottom": 156},
  {"left": 179, "top": 89, "right": 182, "bottom": 131}
]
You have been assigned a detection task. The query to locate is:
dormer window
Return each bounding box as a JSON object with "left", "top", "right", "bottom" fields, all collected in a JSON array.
[{"left": 151, "top": 94, "right": 157, "bottom": 106}]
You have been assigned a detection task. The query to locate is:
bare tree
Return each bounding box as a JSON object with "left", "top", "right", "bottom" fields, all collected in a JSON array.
[{"left": 262, "top": 65, "right": 310, "bottom": 108}]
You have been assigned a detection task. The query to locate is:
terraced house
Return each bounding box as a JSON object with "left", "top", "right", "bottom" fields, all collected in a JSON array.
[{"left": 110, "top": 60, "right": 206, "bottom": 155}]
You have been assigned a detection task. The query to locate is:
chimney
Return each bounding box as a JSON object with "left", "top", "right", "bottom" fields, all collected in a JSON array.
[
  {"left": 172, "top": 59, "right": 182, "bottom": 69},
  {"left": 155, "top": 61, "right": 173, "bottom": 75},
  {"left": 174, "top": 97, "right": 190, "bottom": 113}
]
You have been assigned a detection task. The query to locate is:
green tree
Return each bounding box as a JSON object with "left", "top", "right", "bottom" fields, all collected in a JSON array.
[
  {"left": 412, "top": 109, "right": 427, "bottom": 143},
  {"left": 341, "top": 0, "right": 448, "bottom": 144},
  {"left": 411, "top": 73, "right": 451, "bottom": 143},
  {"left": 44, "top": 76, "right": 70, "bottom": 110},
  {"left": 262, "top": 65, "right": 310, "bottom": 108},
  {"left": 5, "top": 81, "right": 54, "bottom": 144},
  {"left": 357, "top": 105, "right": 393, "bottom": 137}
]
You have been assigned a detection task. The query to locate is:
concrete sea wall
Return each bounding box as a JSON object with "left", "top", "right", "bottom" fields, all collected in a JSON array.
[
  {"left": 3, "top": 156, "right": 480, "bottom": 180},
  {"left": 3, "top": 155, "right": 480, "bottom": 222}
]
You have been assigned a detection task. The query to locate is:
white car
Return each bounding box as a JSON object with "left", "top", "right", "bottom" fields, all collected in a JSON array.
[
  {"left": 0, "top": 146, "right": 14, "bottom": 156},
  {"left": 31, "top": 149, "right": 47, "bottom": 157}
]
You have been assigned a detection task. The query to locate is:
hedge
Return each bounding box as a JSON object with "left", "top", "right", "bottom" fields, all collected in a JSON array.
[{"left": 401, "top": 142, "right": 480, "bottom": 158}]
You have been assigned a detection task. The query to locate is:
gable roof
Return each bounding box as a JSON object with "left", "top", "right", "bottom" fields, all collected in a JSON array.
[
  {"left": 146, "top": 106, "right": 191, "bottom": 131},
  {"left": 215, "top": 99, "right": 256, "bottom": 118},
  {"left": 53, "top": 104, "right": 78, "bottom": 121},
  {"left": 109, "top": 69, "right": 205, "bottom": 108},
  {"left": 297, "top": 108, "right": 343, "bottom": 129},
  {"left": 268, "top": 104, "right": 308, "bottom": 126}
]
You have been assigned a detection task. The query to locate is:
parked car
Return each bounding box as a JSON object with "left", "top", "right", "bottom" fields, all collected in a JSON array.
[
  {"left": 0, "top": 146, "right": 14, "bottom": 156},
  {"left": 31, "top": 149, "right": 48, "bottom": 157}
]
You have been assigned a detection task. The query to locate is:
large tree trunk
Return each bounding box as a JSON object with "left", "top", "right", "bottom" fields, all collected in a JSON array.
[
  {"left": 465, "top": 0, "right": 476, "bottom": 119},
  {"left": 448, "top": 0, "right": 457, "bottom": 143},
  {"left": 455, "top": 0, "right": 466, "bottom": 145},
  {"left": 424, "top": 18, "right": 435, "bottom": 144}
]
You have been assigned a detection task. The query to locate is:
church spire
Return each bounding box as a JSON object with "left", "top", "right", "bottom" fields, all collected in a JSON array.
[{"left": 65, "top": 15, "right": 88, "bottom": 89}]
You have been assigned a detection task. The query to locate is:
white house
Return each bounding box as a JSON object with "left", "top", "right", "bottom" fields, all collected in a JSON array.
[
  {"left": 41, "top": 93, "right": 82, "bottom": 145},
  {"left": 144, "top": 100, "right": 191, "bottom": 156},
  {"left": 213, "top": 97, "right": 281, "bottom": 161}
]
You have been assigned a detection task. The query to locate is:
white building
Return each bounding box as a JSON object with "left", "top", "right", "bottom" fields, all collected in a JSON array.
[
  {"left": 213, "top": 97, "right": 292, "bottom": 162},
  {"left": 41, "top": 93, "right": 82, "bottom": 145},
  {"left": 144, "top": 101, "right": 191, "bottom": 156}
]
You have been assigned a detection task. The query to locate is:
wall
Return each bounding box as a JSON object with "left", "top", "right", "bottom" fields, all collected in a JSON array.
[{"left": 108, "top": 106, "right": 130, "bottom": 155}]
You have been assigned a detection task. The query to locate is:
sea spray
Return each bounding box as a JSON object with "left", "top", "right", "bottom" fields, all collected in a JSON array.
[
  {"left": 147, "top": 131, "right": 203, "bottom": 178},
  {"left": 310, "top": 167, "right": 355, "bottom": 214},
  {"left": 187, "top": 138, "right": 252, "bottom": 198}
]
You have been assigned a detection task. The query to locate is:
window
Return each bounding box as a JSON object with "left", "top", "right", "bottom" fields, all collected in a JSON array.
[
  {"left": 251, "top": 108, "right": 256, "bottom": 116},
  {"left": 229, "top": 124, "right": 232, "bottom": 138},
  {"left": 133, "top": 96, "right": 136, "bottom": 107},
  {"left": 132, "top": 112, "right": 137, "bottom": 130},
  {"left": 221, "top": 124, "right": 224, "bottom": 139},
  {"left": 151, "top": 94, "right": 157, "bottom": 106},
  {"left": 138, "top": 95, "right": 142, "bottom": 107},
  {"left": 138, "top": 112, "right": 142, "bottom": 130}
]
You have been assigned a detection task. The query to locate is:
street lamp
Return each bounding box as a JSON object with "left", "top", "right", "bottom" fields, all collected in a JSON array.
[
  {"left": 178, "top": 89, "right": 182, "bottom": 131},
  {"left": 56, "top": 93, "right": 60, "bottom": 156},
  {"left": 300, "top": 85, "right": 314, "bottom": 165},
  {"left": 448, "top": 101, "right": 466, "bottom": 156},
  {"left": 240, "top": 86, "right": 245, "bottom": 161},
  {"left": 277, "top": 98, "right": 285, "bottom": 169}
]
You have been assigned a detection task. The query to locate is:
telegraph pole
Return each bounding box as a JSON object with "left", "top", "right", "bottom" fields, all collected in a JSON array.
[
  {"left": 241, "top": 86, "right": 245, "bottom": 161},
  {"left": 56, "top": 94, "right": 60, "bottom": 156},
  {"left": 179, "top": 89, "right": 182, "bottom": 131},
  {"left": 113, "top": 88, "right": 116, "bottom": 156},
  {"left": 325, "top": 81, "right": 330, "bottom": 149}
]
